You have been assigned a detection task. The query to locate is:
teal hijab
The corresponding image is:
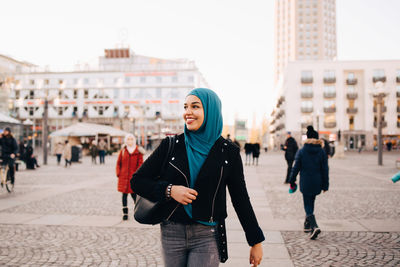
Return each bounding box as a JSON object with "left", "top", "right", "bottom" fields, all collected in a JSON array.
[
  {"left": 184, "top": 88, "right": 223, "bottom": 225},
  {"left": 184, "top": 88, "right": 223, "bottom": 186}
]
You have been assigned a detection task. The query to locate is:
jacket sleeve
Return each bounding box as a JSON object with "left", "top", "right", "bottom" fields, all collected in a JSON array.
[
  {"left": 131, "top": 138, "right": 170, "bottom": 202},
  {"left": 116, "top": 150, "right": 122, "bottom": 177},
  {"left": 289, "top": 150, "right": 301, "bottom": 184},
  {"left": 227, "top": 147, "right": 265, "bottom": 246},
  {"left": 321, "top": 151, "right": 329, "bottom": 191},
  {"left": 12, "top": 138, "right": 18, "bottom": 155}
]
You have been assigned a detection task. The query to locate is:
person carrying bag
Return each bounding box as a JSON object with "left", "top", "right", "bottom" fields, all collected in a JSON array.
[{"left": 131, "top": 88, "right": 264, "bottom": 267}]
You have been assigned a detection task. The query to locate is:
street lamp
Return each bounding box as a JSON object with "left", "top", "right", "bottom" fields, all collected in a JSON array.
[{"left": 370, "top": 81, "right": 388, "bottom": 166}]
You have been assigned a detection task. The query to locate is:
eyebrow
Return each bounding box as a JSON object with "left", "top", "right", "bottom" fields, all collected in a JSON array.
[{"left": 184, "top": 101, "right": 201, "bottom": 105}]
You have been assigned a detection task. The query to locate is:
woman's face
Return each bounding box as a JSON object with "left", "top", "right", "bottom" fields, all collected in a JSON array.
[
  {"left": 126, "top": 136, "right": 135, "bottom": 147},
  {"left": 183, "top": 95, "right": 204, "bottom": 131}
]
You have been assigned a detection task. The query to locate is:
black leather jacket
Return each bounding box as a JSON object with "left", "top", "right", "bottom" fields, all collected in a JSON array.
[{"left": 131, "top": 134, "right": 265, "bottom": 246}]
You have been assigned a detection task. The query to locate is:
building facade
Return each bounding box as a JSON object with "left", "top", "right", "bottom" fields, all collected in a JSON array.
[
  {"left": 269, "top": 60, "right": 400, "bottom": 150},
  {"left": 8, "top": 48, "right": 208, "bottom": 146},
  {"left": 274, "top": 0, "right": 337, "bottom": 84}
]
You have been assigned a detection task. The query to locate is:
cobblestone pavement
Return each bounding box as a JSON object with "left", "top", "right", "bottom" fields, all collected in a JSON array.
[
  {"left": 0, "top": 151, "right": 399, "bottom": 266},
  {"left": 0, "top": 224, "right": 162, "bottom": 267},
  {"left": 282, "top": 231, "right": 400, "bottom": 267}
]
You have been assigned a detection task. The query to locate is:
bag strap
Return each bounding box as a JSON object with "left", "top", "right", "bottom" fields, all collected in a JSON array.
[{"left": 160, "top": 135, "right": 176, "bottom": 176}]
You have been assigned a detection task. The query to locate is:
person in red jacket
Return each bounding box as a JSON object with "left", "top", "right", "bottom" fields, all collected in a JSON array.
[{"left": 116, "top": 134, "right": 145, "bottom": 220}]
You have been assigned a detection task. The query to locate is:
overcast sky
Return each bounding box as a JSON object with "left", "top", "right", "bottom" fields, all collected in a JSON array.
[{"left": 1, "top": 0, "right": 400, "bottom": 125}]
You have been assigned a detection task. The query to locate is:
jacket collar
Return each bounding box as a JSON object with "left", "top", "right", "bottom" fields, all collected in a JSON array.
[{"left": 304, "top": 138, "right": 324, "bottom": 148}]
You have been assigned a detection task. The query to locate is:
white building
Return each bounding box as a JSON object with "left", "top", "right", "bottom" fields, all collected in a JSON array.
[
  {"left": 269, "top": 60, "right": 400, "bottom": 150},
  {"left": 274, "top": 0, "right": 337, "bottom": 84},
  {"left": 8, "top": 48, "right": 209, "bottom": 145}
]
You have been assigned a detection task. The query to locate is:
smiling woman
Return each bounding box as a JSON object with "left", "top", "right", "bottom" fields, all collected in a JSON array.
[
  {"left": 132, "top": 88, "right": 265, "bottom": 267},
  {"left": 183, "top": 95, "right": 204, "bottom": 131}
]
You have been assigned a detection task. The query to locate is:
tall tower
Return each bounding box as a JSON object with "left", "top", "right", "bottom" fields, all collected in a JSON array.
[{"left": 274, "top": 0, "right": 337, "bottom": 84}]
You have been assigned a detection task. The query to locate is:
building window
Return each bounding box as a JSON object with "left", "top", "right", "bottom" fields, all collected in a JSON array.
[
  {"left": 347, "top": 72, "right": 355, "bottom": 79},
  {"left": 84, "top": 89, "right": 89, "bottom": 99},
  {"left": 114, "top": 89, "right": 119, "bottom": 99},
  {"left": 349, "top": 115, "right": 354, "bottom": 130},
  {"left": 301, "top": 85, "right": 313, "bottom": 93},
  {"left": 324, "top": 70, "right": 335, "bottom": 79},
  {"left": 172, "top": 76, "right": 178, "bottom": 83},
  {"left": 301, "top": 100, "right": 313, "bottom": 108},
  {"left": 124, "top": 88, "right": 130, "bottom": 98},
  {"left": 29, "top": 90, "right": 34, "bottom": 99},
  {"left": 301, "top": 70, "right": 313, "bottom": 79},
  {"left": 155, "top": 88, "right": 162, "bottom": 98},
  {"left": 373, "top": 69, "right": 385, "bottom": 78},
  {"left": 72, "top": 107, "right": 78, "bottom": 117},
  {"left": 156, "top": 77, "right": 162, "bottom": 83},
  {"left": 74, "top": 78, "right": 79, "bottom": 84},
  {"left": 348, "top": 85, "right": 356, "bottom": 93},
  {"left": 73, "top": 89, "right": 78, "bottom": 99},
  {"left": 140, "top": 77, "right": 146, "bottom": 83},
  {"left": 324, "top": 100, "right": 335, "bottom": 108},
  {"left": 84, "top": 78, "right": 89, "bottom": 84}
]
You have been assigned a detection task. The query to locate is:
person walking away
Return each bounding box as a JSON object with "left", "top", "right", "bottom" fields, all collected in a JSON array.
[
  {"left": 357, "top": 139, "right": 363, "bottom": 153},
  {"left": 16, "top": 140, "right": 26, "bottom": 171},
  {"left": 90, "top": 141, "right": 98, "bottom": 164},
  {"left": 63, "top": 140, "right": 72, "bottom": 167},
  {"left": 322, "top": 138, "right": 331, "bottom": 159},
  {"left": 289, "top": 125, "right": 329, "bottom": 240},
  {"left": 132, "top": 88, "right": 264, "bottom": 267},
  {"left": 116, "top": 134, "right": 144, "bottom": 220},
  {"left": 0, "top": 127, "right": 18, "bottom": 185},
  {"left": 25, "top": 144, "right": 35, "bottom": 169},
  {"left": 252, "top": 143, "right": 260, "bottom": 166},
  {"left": 283, "top": 132, "right": 298, "bottom": 184},
  {"left": 244, "top": 142, "right": 253, "bottom": 166},
  {"left": 55, "top": 142, "right": 64, "bottom": 165},
  {"left": 98, "top": 139, "right": 107, "bottom": 164}
]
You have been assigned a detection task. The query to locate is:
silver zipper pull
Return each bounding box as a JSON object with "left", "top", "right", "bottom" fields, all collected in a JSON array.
[{"left": 209, "top": 217, "right": 214, "bottom": 223}]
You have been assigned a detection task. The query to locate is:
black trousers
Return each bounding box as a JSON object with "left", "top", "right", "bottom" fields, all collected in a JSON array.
[
  {"left": 122, "top": 193, "right": 136, "bottom": 207},
  {"left": 2, "top": 157, "right": 15, "bottom": 184},
  {"left": 285, "top": 158, "right": 294, "bottom": 183}
]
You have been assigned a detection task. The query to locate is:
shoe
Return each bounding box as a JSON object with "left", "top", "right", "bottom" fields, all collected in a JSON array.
[
  {"left": 307, "top": 215, "right": 321, "bottom": 240},
  {"left": 303, "top": 217, "right": 312, "bottom": 233},
  {"left": 122, "top": 207, "right": 128, "bottom": 221}
]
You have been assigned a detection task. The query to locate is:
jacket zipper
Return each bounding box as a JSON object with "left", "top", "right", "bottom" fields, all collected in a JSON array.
[
  {"left": 165, "top": 162, "right": 190, "bottom": 220},
  {"left": 209, "top": 166, "right": 224, "bottom": 223}
]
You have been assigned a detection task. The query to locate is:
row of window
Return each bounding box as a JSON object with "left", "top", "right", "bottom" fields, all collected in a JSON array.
[
  {"left": 14, "top": 88, "right": 185, "bottom": 101},
  {"left": 301, "top": 70, "right": 400, "bottom": 79},
  {"left": 16, "top": 76, "right": 195, "bottom": 86}
]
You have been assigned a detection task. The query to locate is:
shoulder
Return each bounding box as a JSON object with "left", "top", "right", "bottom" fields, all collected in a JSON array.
[
  {"left": 219, "top": 137, "right": 240, "bottom": 155},
  {"left": 137, "top": 146, "right": 146, "bottom": 154}
]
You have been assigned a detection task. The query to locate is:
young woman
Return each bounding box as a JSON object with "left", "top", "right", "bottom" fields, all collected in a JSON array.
[
  {"left": 132, "top": 88, "right": 264, "bottom": 267},
  {"left": 289, "top": 125, "right": 329, "bottom": 240},
  {"left": 116, "top": 134, "right": 144, "bottom": 220}
]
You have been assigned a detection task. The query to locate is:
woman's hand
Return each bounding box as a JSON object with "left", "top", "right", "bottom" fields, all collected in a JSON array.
[
  {"left": 171, "top": 185, "right": 198, "bottom": 205},
  {"left": 249, "top": 243, "right": 263, "bottom": 267}
]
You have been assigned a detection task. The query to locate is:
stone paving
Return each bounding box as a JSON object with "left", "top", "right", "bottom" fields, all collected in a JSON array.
[{"left": 0, "top": 150, "right": 399, "bottom": 266}]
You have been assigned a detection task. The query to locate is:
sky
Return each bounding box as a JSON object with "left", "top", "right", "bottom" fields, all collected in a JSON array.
[{"left": 1, "top": 0, "right": 400, "bottom": 126}]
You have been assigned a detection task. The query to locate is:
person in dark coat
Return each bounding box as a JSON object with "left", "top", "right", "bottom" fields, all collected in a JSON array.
[
  {"left": 322, "top": 138, "right": 331, "bottom": 158},
  {"left": 25, "top": 145, "right": 36, "bottom": 169},
  {"left": 252, "top": 143, "right": 260, "bottom": 166},
  {"left": 0, "top": 127, "right": 18, "bottom": 184},
  {"left": 283, "top": 132, "right": 298, "bottom": 183},
  {"left": 89, "top": 141, "right": 98, "bottom": 165},
  {"left": 116, "top": 134, "right": 144, "bottom": 220},
  {"left": 244, "top": 143, "right": 253, "bottom": 165},
  {"left": 132, "top": 88, "right": 264, "bottom": 266},
  {"left": 289, "top": 125, "right": 329, "bottom": 240}
]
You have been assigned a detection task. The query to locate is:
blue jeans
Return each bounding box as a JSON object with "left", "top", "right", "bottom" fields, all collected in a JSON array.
[
  {"left": 160, "top": 221, "right": 220, "bottom": 267},
  {"left": 302, "top": 194, "right": 316, "bottom": 216},
  {"left": 99, "top": 150, "right": 105, "bottom": 164}
]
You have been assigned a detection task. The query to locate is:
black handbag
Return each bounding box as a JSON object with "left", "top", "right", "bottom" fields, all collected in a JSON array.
[{"left": 134, "top": 136, "right": 175, "bottom": 225}]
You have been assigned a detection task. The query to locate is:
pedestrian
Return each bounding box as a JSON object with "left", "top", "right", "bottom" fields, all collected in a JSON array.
[
  {"left": 386, "top": 140, "right": 392, "bottom": 151},
  {"left": 357, "top": 139, "right": 363, "bottom": 153},
  {"left": 25, "top": 144, "right": 35, "bottom": 169},
  {"left": 252, "top": 142, "right": 260, "bottom": 166},
  {"left": 289, "top": 125, "right": 329, "bottom": 240},
  {"left": 116, "top": 134, "right": 144, "bottom": 220},
  {"left": 16, "top": 140, "right": 26, "bottom": 171},
  {"left": 0, "top": 127, "right": 18, "bottom": 185},
  {"left": 132, "top": 88, "right": 264, "bottom": 267},
  {"left": 63, "top": 140, "right": 72, "bottom": 167},
  {"left": 233, "top": 139, "right": 241, "bottom": 149},
  {"left": 244, "top": 142, "right": 253, "bottom": 165},
  {"left": 89, "top": 140, "right": 98, "bottom": 164},
  {"left": 283, "top": 131, "right": 298, "bottom": 184},
  {"left": 55, "top": 142, "right": 64, "bottom": 165},
  {"left": 98, "top": 139, "right": 107, "bottom": 164},
  {"left": 322, "top": 138, "right": 331, "bottom": 158}
]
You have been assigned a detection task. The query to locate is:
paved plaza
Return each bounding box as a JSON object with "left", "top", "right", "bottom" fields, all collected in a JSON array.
[{"left": 0, "top": 150, "right": 399, "bottom": 266}]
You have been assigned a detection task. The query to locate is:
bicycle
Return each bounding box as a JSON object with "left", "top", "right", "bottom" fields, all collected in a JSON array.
[{"left": 0, "top": 159, "right": 14, "bottom": 193}]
